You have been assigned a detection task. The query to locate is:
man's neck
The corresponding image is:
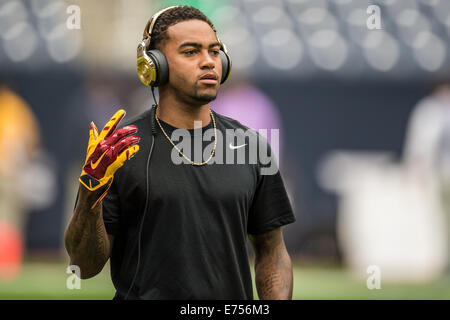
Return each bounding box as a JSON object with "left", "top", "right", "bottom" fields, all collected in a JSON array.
[{"left": 156, "top": 94, "right": 211, "bottom": 129}]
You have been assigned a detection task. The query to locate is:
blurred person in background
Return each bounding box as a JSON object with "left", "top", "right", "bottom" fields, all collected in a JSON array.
[
  {"left": 0, "top": 83, "right": 40, "bottom": 280},
  {"left": 404, "top": 78, "right": 450, "bottom": 270}
]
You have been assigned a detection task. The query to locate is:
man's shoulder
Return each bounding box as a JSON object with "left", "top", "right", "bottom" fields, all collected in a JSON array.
[
  {"left": 213, "top": 110, "right": 263, "bottom": 142},
  {"left": 213, "top": 110, "right": 253, "bottom": 132}
]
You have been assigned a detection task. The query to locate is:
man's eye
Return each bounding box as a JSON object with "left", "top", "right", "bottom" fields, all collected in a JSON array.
[
  {"left": 211, "top": 50, "right": 220, "bottom": 56},
  {"left": 184, "top": 50, "right": 196, "bottom": 55}
]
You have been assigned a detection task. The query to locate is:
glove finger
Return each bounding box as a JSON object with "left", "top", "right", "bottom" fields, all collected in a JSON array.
[
  {"left": 113, "top": 136, "right": 141, "bottom": 158},
  {"left": 86, "top": 122, "right": 100, "bottom": 159},
  {"left": 105, "top": 144, "right": 139, "bottom": 176},
  {"left": 89, "top": 122, "right": 99, "bottom": 141},
  {"left": 104, "top": 144, "right": 140, "bottom": 178},
  {"left": 99, "top": 109, "right": 126, "bottom": 141},
  {"left": 117, "top": 144, "right": 140, "bottom": 165},
  {"left": 100, "top": 137, "right": 139, "bottom": 176},
  {"left": 104, "top": 125, "right": 138, "bottom": 146}
]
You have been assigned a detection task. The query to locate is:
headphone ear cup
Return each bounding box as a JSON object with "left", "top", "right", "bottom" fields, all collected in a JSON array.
[
  {"left": 219, "top": 50, "right": 232, "bottom": 84},
  {"left": 137, "top": 41, "right": 157, "bottom": 87},
  {"left": 147, "top": 49, "right": 169, "bottom": 87}
]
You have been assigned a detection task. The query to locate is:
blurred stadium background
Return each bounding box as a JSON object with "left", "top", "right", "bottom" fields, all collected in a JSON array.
[{"left": 2, "top": 0, "right": 450, "bottom": 299}]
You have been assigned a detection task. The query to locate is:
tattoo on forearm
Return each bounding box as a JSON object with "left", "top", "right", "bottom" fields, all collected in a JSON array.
[
  {"left": 64, "top": 185, "right": 110, "bottom": 278},
  {"left": 252, "top": 229, "right": 293, "bottom": 300}
]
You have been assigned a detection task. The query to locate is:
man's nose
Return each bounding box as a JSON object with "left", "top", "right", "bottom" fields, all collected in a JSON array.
[{"left": 199, "top": 50, "right": 215, "bottom": 69}]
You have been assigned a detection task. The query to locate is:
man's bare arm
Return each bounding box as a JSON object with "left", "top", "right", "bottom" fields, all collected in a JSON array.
[
  {"left": 64, "top": 109, "right": 139, "bottom": 279},
  {"left": 249, "top": 227, "right": 293, "bottom": 300},
  {"left": 64, "top": 184, "right": 114, "bottom": 279}
]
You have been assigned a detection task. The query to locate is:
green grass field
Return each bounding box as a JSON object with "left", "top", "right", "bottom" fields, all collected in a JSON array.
[{"left": 1, "top": 260, "right": 450, "bottom": 299}]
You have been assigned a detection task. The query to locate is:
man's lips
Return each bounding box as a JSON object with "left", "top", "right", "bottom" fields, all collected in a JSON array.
[{"left": 199, "top": 73, "right": 218, "bottom": 84}]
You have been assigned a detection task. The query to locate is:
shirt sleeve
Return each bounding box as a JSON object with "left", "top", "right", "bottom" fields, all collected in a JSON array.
[
  {"left": 247, "top": 136, "right": 296, "bottom": 235},
  {"left": 102, "top": 179, "right": 121, "bottom": 236}
]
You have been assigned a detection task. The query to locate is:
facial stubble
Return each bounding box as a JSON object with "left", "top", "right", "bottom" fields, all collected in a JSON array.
[{"left": 191, "top": 83, "right": 218, "bottom": 103}]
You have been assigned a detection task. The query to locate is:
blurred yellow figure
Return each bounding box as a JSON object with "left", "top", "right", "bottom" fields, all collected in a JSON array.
[{"left": 0, "top": 86, "right": 40, "bottom": 280}]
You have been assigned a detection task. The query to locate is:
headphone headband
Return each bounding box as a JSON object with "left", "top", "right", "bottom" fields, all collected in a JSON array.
[{"left": 143, "top": 6, "right": 181, "bottom": 50}]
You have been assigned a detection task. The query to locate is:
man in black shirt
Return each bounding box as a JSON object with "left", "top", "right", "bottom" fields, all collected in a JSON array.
[{"left": 65, "top": 6, "right": 295, "bottom": 300}]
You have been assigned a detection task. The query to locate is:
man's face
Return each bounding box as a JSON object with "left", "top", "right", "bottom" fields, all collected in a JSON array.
[{"left": 161, "top": 19, "right": 223, "bottom": 105}]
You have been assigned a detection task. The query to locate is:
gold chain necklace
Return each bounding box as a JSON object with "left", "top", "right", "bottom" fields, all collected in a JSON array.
[{"left": 155, "top": 107, "right": 217, "bottom": 166}]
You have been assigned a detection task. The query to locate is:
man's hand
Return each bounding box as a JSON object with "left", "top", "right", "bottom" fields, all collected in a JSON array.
[{"left": 79, "top": 109, "right": 140, "bottom": 207}]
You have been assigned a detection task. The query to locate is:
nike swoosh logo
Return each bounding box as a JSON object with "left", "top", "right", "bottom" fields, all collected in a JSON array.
[
  {"left": 229, "top": 143, "right": 247, "bottom": 150},
  {"left": 90, "top": 150, "right": 108, "bottom": 170}
]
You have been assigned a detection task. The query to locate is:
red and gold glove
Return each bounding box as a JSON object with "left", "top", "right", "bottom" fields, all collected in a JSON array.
[{"left": 79, "top": 109, "right": 140, "bottom": 207}]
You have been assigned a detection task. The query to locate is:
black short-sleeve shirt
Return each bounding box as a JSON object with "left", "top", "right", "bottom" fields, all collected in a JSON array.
[{"left": 102, "top": 106, "right": 295, "bottom": 299}]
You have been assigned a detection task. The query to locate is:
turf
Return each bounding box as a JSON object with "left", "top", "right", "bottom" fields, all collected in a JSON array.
[{"left": 1, "top": 261, "right": 450, "bottom": 299}]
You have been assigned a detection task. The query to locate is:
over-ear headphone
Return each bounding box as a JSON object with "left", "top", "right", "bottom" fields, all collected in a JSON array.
[{"left": 136, "top": 5, "right": 232, "bottom": 87}]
